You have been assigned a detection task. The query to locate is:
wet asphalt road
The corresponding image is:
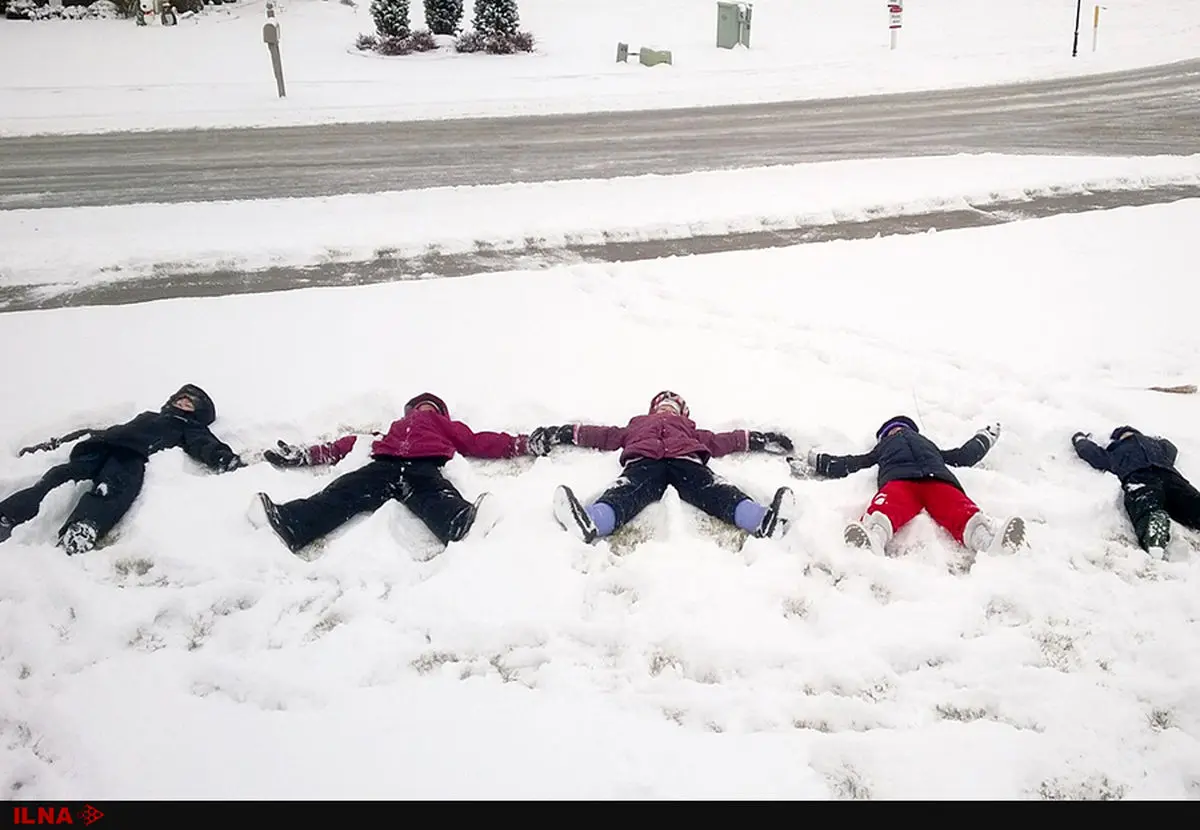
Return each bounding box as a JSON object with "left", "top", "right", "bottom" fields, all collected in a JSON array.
[{"left": 1, "top": 58, "right": 1198, "bottom": 210}]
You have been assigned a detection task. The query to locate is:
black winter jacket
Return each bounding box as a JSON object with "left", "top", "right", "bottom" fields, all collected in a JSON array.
[
  {"left": 67, "top": 384, "right": 237, "bottom": 471},
  {"left": 815, "top": 427, "right": 992, "bottom": 491},
  {"left": 1073, "top": 429, "right": 1178, "bottom": 482}
]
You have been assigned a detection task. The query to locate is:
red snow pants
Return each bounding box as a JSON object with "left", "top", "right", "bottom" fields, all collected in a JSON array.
[{"left": 863, "top": 479, "right": 980, "bottom": 543}]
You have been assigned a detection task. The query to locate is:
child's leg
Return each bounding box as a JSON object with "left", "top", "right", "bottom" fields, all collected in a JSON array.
[
  {"left": 589, "top": 459, "right": 669, "bottom": 536},
  {"left": 397, "top": 460, "right": 476, "bottom": 545},
  {"left": 58, "top": 451, "right": 147, "bottom": 543},
  {"left": 0, "top": 451, "right": 102, "bottom": 527},
  {"left": 919, "top": 480, "right": 982, "bottom": 544},
  {"left": 1162, "top": 469, "right": 1200, "bottom": 532},
  {"left": 1122, "top": 470, "right": 1170, "bottom": 551},
  {"left": 864, "top": 480, "right": 924, "bottom": 533},
  {"left": 668, "top": 457, "right": 760, "bottom": 529},
  {"left": 273, "top": 459, "right": 400, "bottom": 550}
]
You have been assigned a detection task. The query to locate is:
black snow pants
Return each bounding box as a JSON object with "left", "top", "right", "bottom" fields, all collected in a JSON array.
[
  {"left": 272, "top": 457, "right": 473, "bottom": 548},
  {"left": 1122, "top": 468, "right": 1200, "bottom": 549},
  {"left": 594, "top": 456, "right": 752, "bottom": 533},
  {"left": 0, "top": 446, "right": 146, "bottom": 541}
]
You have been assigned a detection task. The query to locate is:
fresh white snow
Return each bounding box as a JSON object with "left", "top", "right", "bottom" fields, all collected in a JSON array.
[{"left": 1, "top": 0, "right": 1199, "bottom": 802}]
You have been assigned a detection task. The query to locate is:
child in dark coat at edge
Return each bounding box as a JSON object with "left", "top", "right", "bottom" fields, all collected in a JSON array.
[
  {"left": 1072, "top": 425, "right": 1200, "bottom": 559},
  {"left": 0, "top": 384, "right": 244, "bottom": 555},
  {"left": 527, "top": 390, "right": 798, "bottom": 543}
]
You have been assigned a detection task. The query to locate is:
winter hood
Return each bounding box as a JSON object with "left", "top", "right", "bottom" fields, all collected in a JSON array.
[
  {"left": 162, "top": 383, "right": 216, "bottom": 426},
  {"left": 876, "top": 415, "right": 919, "bottom": 441},
  {"left": 404, "top": 392, "right": 450, "bottom": 417}
]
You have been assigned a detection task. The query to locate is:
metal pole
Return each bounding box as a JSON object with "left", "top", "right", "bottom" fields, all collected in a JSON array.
[
  {"left": 269, "top": 43, "right": 286, "bottom": 97},
  {"left": 1072, "top": 0, "right": 1082, "bottom": 57}
]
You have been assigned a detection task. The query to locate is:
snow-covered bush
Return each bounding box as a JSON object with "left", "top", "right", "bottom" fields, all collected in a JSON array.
[
  {"left": 455, "top": 0, "right": 533, "bottom": 54},
  {"left": 369, "top": 0, "right": 409, "bottom": 38}
]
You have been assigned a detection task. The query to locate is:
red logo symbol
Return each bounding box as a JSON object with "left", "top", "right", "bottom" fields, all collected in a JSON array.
[{"left": 78, "top": 806, "right": 103, "bottom": 826}]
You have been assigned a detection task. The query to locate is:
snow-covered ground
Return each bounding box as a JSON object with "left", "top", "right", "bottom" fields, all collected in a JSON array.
[
  {"left": 2, "top": 0, "right": 1199, "bottom": 803},
  {"left": 4, "top": 153, "right": 1200, "bottom": 288},
  {"left": 2, "top": 191, "right": 1199, "bottom": 799},
  {"left": 0, "top": 0, "right": 1197, "bottom": 135}
]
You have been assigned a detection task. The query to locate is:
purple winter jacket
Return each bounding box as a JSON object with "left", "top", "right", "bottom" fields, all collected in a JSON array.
[{"left": 574, "top": 412, "right": 749, "bottom": 466}]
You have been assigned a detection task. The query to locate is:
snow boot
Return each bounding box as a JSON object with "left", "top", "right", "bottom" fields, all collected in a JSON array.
[
  {"left": 59, "top": 521, "right": 98, "bottom": 556},
  {"left": 553, "top": 485, "right": 598, "bottom": 543},
  {"left": 755, "top": 487, "right": 797, "bottom": 539},
  {"left": 844, "top": 511, "right": 892, "bottom": 555},
  {"left": 250, "top": 492, "right": 302, "bottom": 553},
  {"left": 448, "top": 492, "right": 501, "bottom": 543},
  {"left": 965, "top": 512, "right": 1025, "bottom": 554},
  {"left": 1142, "top": 509, "right": 1171, "bottom": 559}
]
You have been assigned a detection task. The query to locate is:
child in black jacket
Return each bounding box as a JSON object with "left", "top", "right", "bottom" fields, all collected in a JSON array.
[
  {"left": 0, "top": 384, "right": 244, "bottom": 554},
  {"left": 1072, "top": 425, "right": 1199, "bottom": 558}
]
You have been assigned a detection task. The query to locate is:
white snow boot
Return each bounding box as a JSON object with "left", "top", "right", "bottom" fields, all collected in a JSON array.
[
  {"left": 844, "top": 511, "right": 893, "bottom": 555},
  {"left": 447, "top": 492, "right": 501, "bottom": 543},
  {"left": 463, "top": 493, "right": 502, "bottom": 541},
  {"left": 553, "top": 485, "right": 598, "bottom": 543},
  {"left": 965, "top": 512, "right": 1025, "bottom": 554},
  {"left": 755, "top": 487, "right": 798, "bottom": 539}
]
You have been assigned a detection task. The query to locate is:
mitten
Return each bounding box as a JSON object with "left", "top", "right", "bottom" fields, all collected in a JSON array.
[
  {"left": 528, "top": 425, "right": 575, "bottom": 457},
  {"left": 19, "top": 437, "right": 60, "bottom": 456},
  {"left": 1071, "top": 431, "right": 1091, "bottom": 445},
  {"left": 808, "top": 450, "right": 846, "bottom": 478},
  {"left": 977, "top": 423, "right": 1001, "bottom": 447},
  {"left": 264, "top": 440, "right": 309, "bottom": 468},
  {"left": 748, "top": 430, "right": 794, "bottom": 454}
]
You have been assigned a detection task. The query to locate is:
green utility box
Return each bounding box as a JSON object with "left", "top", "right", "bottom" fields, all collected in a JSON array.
[
  {"left": 716, "top": 2, "right": 752, "bottom": 49},
  {"left": 617, "top": 42, "right": 673, "bottom": 67}
]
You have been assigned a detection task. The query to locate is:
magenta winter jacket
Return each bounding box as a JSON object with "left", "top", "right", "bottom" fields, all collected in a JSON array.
[
  {"left": 575, "top": 412, "right": 748, "bottom": 466},
  {"left": 305, "top": 409, "right": 529, "bottom": 465}
]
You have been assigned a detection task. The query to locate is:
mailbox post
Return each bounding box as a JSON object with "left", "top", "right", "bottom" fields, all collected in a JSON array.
[{"left": 263, "top": 3, "right": 286, "bottom": 98}]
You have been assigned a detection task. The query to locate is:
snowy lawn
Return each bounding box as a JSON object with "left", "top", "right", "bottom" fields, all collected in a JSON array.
[{"left": 1, "top": 195, "right": 1198, "bottom": 798}]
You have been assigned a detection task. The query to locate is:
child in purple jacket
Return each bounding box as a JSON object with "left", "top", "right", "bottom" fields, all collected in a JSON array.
[{"left": 529, "top": 390, "right": 797, "bottom": 543}]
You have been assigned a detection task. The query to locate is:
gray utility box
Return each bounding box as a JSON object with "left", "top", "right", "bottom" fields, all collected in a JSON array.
[{"left": 716, "top": 2, "right": 752, "bottom": 49}]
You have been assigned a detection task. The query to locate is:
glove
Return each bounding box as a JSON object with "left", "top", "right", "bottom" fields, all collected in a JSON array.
[
  {"left": 263, "top": 440, "right": 309, "bottom": 468},
  {"left": 805, "top": 450, "right": 846, "bottom": 478},
  {"left": 527, "top": 425, "right": 575, "bottom": 457},
  {"left": 976, "top": 423, "right": 1001, "bottom": 447},
  {"left": 1071, "top": 431, "right": 1091, "bottom": 445},
  {"left": 748, "top": 430, "right": 794, "bottom": 455},
  {"left": 18, "top": 437, "right": 60, "bottom": 456},
  {"left": 221, "top": 454, "right": 247, "bottom": 472}
]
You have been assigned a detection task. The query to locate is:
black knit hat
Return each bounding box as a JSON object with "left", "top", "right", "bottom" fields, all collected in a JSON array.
[
  {"left": 876, "top": 415, "right": 919, "bottom": 441},
  {"left": 404, "top": 392, "right": 449, "bottom": 417},
  {"left": 1110, "top": 425, "right": 1141, "bottom": 441}
]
